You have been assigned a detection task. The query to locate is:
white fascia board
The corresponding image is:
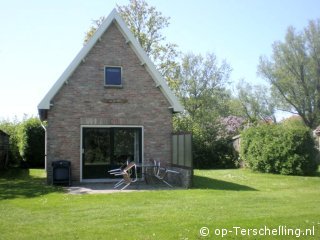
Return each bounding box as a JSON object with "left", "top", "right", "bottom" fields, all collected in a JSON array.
[
  {"left": 38, "top": 9, "right": 118, "bottom": 110},
  {"left": 38, "top": 9, "right": 184, "bottom": 113},
  {"left": 113, "top": 13, "right": 184, "bottom": 112}
]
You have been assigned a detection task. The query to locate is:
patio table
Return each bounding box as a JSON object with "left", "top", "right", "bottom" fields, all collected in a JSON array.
[
  {"left": 136, "top": 162, "right": 180, "bottom": 187},
  {"left": 135, "top": 163, "right": 157, "bottom": 184}
]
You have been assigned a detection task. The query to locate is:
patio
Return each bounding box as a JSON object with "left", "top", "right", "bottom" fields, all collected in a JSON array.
[{"left": 65, "top": 182, "right": 183, "bottom": 194}]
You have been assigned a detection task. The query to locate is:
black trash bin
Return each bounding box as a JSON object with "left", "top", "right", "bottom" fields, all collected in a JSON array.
[{"left": 52, "top": 160, "right": 71, "bottom": 186}]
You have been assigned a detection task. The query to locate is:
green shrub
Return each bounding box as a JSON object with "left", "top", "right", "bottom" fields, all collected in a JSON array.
[
  {"left": 193, "top": 136, "right": 237, "bottom": 169},
  {"left": 0, "top": 120, "right": 22, "bottom": 166},
  {"left": 17, "top": 118, "right": 45, "bottom": 168},
  {"left": 240, "top": 122, "right": 318, "bottom": 175},
  {"left": 174, "top": 116, "right": 238, "bottom": 169}
]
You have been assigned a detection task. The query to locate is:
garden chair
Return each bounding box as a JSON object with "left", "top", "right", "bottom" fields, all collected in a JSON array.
[
  {"left": 109, "top": 161, "right": 138, "bottom": 190},
  {"left": 108, "top": 159, "right": 130, "bottom": 174},
  {"left": 153, "top": 160, "right": 180, "bottom": 187},
  {"left": 108, "top": 160, "right": 129, "bottom": 188}
]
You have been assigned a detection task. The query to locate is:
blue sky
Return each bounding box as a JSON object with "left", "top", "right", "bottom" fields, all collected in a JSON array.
[{"left": 1, "top": 0, "right": 319, "bottom": 120}]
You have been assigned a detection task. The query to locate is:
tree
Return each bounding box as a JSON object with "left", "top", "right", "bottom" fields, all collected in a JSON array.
[
  {"left": 236, "top": 80, "right": 276, "bottom": 124},
  {"left": 174, "top": 52, "right": 236, "bottom": 168},
  {"left": 258, "top": 19, "right": 320, "bottom": 128},
  {"left": 83, "top": 17, "right": 105, "bottom": 44},
  {"left": 84, "top": 0, "right": 179, "bottom": 89},
  {"left": 218, "top": 115, "right": 245, "bottom": 137},
  {"left": 176, "top": 52, "right": 232, "bottom": 122}
]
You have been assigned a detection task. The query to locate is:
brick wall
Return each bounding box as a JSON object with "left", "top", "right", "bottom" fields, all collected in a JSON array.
[{"left": 46, "top": 22, "right": 173, "bottom": 183}]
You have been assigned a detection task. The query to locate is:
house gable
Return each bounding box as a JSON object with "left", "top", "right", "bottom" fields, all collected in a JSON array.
[
  {"left": 38, "top": 9, "right": 183, "bottom": 118},
  {"left": 49, "top": 21, "right": 171, "bottom": 122}
]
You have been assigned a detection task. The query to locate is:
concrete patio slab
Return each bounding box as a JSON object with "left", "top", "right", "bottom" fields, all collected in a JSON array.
[{"left": 64, "top": 182, "right": 180, "bottom": 194}]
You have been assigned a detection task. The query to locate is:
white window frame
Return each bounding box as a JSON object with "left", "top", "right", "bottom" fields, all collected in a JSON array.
[{"left": 104, "top": 66, "right": 123, "bottom": 87}]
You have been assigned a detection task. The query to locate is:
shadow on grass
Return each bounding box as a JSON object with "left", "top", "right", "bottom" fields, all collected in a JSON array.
[
  {"left": 192, "top": 175, "right": 257, "bottom": 191},
  {"left": 0, "top": 168, "right": 63, "bottom": 200}
]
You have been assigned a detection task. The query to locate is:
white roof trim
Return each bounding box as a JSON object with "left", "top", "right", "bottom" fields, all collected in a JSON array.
[{"left": 38, "top": 9, "right": 183, "bottom": 113}]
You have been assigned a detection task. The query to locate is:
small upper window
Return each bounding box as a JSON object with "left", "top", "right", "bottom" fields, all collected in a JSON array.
[{"left": 105, "top": 67, "right": 122, "bottom": 86}]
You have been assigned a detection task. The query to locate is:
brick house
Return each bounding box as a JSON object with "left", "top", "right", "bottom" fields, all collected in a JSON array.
[{"left": 38, "top": 9, "right": 183, "bottom": 183}]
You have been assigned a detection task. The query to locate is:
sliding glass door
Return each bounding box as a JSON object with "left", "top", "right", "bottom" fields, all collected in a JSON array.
[{"left": 82, "top": 127, "right": 142, "bottom": 179}]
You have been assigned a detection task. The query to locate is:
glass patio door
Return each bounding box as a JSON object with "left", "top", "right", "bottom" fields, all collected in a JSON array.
[{"left": 82, "top": 127, "right": 142, "bottom": 179}]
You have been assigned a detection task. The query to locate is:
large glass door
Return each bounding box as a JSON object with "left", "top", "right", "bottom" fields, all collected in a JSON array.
[{"left": 82, "top": 127, "right": 142, "bottom": 179}]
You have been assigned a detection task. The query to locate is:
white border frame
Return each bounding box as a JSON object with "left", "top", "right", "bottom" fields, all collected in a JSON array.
[{"left": 80, "top": 125, "right": 144, "bottom": 183}]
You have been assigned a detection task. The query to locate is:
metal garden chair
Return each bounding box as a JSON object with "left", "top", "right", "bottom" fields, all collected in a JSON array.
[
  {"left": 109, "top": 161, "right": 138, "bottom": 190},
  {"left": 152, "top": 160, "right": 180, "bottom": 187}
]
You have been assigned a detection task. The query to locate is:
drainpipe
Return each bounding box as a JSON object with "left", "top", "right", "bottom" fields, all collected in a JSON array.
[{"left": 40, "top": 122, "right": 47, "bottom": 171}]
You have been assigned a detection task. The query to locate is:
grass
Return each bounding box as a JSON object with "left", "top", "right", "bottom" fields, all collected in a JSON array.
[{"left": 0, "top": 168, "right": 319, "bottom": 240}]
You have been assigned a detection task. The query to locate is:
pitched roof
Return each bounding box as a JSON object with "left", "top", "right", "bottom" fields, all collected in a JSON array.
[{"left": 38, "top": 9, "right": 183, "bottom": 113}]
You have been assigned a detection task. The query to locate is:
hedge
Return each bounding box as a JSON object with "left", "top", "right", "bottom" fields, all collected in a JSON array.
[
  {"left": 240, "top": 121, "right": 318, "bottom": 175},
  {"left": 17, "top": 118, "right": 45, "bottom": 168}
]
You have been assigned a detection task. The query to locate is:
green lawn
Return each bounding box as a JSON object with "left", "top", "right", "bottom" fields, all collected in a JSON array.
[{"left": 0, "top": 168, "right": 319, "bottom": 240}]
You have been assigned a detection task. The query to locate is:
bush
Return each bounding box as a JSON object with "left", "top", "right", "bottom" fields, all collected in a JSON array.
[
  {"left": 240, "top": 121, "right": 318, "bottom": 175},
  {"left": 17, "top": 118, "right": 45, "bottom": 168},
  {"left": 193, "top": 136, "right": 237, "bottom": 169},
  {"left": 174, "top": 116, "right": 238, "bottom": 169},
  {"left": 0, "top": 120, "right": 22, "bottom": 166}
]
